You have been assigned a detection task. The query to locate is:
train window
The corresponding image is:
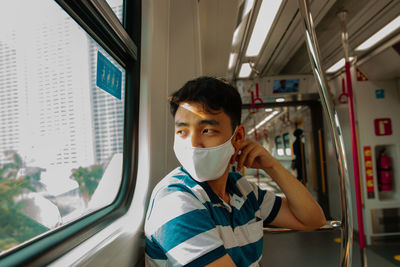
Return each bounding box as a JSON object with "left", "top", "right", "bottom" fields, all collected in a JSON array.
[
  {"left": 283, "top": 133, "right": 291, "bottom": 156},
  {"left": 0, "top": 0, "right": 136, "bottom": 259},
  {"left": 275, "top": 136, "right": 284, "bottom": 156},
  {"left": 105, "top": 0, "right": 124, "bottom": 24}
]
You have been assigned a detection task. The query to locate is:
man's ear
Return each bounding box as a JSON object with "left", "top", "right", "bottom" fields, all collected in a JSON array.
[
  {"left": 232, "top": 125, "right": 245, "bottom": 148},
  {"left": 230, "top": 125, "right": 245, "bottom": 164}
]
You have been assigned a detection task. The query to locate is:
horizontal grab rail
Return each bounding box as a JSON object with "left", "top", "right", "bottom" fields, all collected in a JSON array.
[{"left": 263, "top": 220, "right": 342, "bottom": 233}]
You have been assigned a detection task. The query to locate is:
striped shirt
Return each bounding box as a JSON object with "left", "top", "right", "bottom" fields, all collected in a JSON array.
[{"left": 145, "top": 167, "right": 282, "bottom": 267}]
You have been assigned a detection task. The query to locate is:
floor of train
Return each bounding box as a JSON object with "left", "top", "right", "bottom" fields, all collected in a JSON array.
[
  {"left": 260, "top": 230, "right": 400, "bottom": 266},
  {"left": 245, "top": 175, "right": 400, "bottom": 266}
]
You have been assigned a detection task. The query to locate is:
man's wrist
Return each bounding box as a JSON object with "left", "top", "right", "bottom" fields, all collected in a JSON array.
[{"left": 262, "top": 157, "right": 280, "bottom": 174}]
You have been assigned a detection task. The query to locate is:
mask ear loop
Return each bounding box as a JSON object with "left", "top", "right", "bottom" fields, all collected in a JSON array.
[
  {"left": 230, "top": 127, "right": 240, "bottom": 172},
  {"left": 247, "top": 108, "right": 262, "bottom": 186}
]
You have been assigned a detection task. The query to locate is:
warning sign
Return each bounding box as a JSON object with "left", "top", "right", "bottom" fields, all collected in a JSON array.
[
  {"left": 356, "top": 68, "right": 368, "bottom": 81},
  {"left": 363, "top": 146, "right": 375, "bottom": 199}
]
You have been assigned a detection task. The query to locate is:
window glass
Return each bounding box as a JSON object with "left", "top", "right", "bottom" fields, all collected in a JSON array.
[
  {"left": 106, "top": 0, "right": 124, "bottom": 24},
  {"left": 0, "top": 0, "right": 125, "bottom": 253},
  {"left": 283, "top": 133, "right": 291, "bottom": 156},
  {"left": 275, "top": 136, "right": 284, "bottom": 156}
]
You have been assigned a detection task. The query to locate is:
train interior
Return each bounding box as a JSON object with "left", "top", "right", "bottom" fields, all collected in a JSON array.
[{"left": 0, "top": 0, "right": 400, "bottom": 266}]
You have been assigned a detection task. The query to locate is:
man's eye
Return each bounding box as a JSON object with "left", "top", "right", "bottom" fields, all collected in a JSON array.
[
  {"left": 203, "top": 129, "right": 216, "bottom": 134},
  {"left": 176, "top": 130, "right": 185, "bottom": 136}
]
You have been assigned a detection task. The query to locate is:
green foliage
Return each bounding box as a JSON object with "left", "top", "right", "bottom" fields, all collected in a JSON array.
[
  {"left": 0, "top": 211, "right": 48, "bottom": 251},
  {"left": 0, "top": 179, "right": 30, "bottom": 212},
  {"left": 0, "top": 151, "right": 47, "bottom": 252},
  {"left": 71, "top": 165, "right": 104, "bottom": 200}
]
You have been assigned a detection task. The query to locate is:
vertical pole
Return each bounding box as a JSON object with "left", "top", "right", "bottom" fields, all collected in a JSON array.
[
  {"left": 338, "top": 11, "right": 368, "bottom": 267},
  {"left": 297, "top": 1, "right": 354, "bottom": 266}
]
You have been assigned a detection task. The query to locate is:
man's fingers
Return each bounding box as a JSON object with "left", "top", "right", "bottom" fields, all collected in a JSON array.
[
  {"left": 245, "top": 151, "right": 257, "bottom": 169},
  {"left": 237, "top": 142, "right": 256, "bottom": 170},
  {"left": 234, "top": 139, "right": 275, "bottom": 171},
  {"left": 237, "top": 144, "right": 250, "bottom": 170}
]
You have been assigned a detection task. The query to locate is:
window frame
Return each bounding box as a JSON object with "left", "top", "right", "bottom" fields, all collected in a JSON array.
[
  {"left": 275, "top": 135, "right": 283, "bottom": 150},
  {"left": 282, "top": 132, "right": 291, "bottom": 156},
  {"left": 0, "top": 0, "right": 141, "bottom": 265}
]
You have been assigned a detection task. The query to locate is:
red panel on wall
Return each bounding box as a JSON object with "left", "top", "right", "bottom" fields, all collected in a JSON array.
[{"left": 374, "top": 118, "right": 392, "bottom": 136}]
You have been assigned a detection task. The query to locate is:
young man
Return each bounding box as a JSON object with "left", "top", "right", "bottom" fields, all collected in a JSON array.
[{"left": 145, "top": 77, "right": 325, "bottom": 266}]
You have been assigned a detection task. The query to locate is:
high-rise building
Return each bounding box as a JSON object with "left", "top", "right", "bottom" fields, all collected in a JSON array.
[
  {"left": 0, "top": 1, "right": 125, "bottom": 171},
  {"left": 22, "top": 13, "right": 95, "bottom": 169},
  {"left": 1, "top": 4, "right": 89, "bottom": 169},
  {"left": 0, "top": 31, "right": 21, "bottom": 164},
  {"left": 89, "top": 3, "right": 125, "bottom": 164}
]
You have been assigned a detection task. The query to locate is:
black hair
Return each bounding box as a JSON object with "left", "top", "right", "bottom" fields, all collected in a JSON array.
[
  {"left": 294, "top": 128, "right": 303, "bottom": 137},
  {"left": 169, "top": 76, "right": 242, "bottom": 131}
]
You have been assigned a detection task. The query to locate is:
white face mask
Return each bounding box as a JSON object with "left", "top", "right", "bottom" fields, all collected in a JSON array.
[{"left": 173, "top": 130, "right": 236, "bottom": 182}]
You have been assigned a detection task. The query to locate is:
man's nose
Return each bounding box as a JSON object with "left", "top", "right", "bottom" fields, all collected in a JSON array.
[{"left": 190, "top": 132, "right": 204, "bottom": 148}]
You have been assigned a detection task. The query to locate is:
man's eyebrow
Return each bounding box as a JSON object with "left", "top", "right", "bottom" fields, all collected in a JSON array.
[
  {"left": 175, "top": 119, "right": 220, "bottom": 127},
  {"left": 175, "top": 121, "right": 189, "bottom": 127},
  {"left": 198, "top": 119, "right": 220, "bottom": 126}
]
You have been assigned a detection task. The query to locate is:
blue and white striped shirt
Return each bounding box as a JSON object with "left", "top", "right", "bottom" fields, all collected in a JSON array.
[{"left": 145, "top": 167, "right": 282, "bottom": 266}]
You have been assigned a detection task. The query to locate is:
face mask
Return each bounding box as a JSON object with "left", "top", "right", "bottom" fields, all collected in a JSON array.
[{"left": 173, "top": 130, "right": 236, "bottom": 182}]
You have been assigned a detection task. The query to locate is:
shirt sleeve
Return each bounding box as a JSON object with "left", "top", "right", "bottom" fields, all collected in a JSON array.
[
  {"left": 145, "top": 184, "right": 227, "bottom": 266},
  {"left": 255, "top": 185, "right": 282, "bottom": 226}
]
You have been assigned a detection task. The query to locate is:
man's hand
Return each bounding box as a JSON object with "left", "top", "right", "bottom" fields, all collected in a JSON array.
[
  {"left": 205, "top": 254, "right": 236, "bottom": 267},
  {"left": 234, "top": 139, "right": 276, "bottom": 171},
  {"left": 233, "top": 138, "right": 326, "bottom": 230}
]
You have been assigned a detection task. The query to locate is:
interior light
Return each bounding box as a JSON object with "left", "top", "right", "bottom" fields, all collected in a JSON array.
[
  {"left": 245, "top": 0, "right": 283, "bottom": 57},
  {"left": 265, "top": 108, "right": 273, "bottom": 112},
  {"left": 228, "top": 53, "right": 238, "bottom": 69},
  {"left": 247, "top": 110, "right": 279, "bottom": 135},
  {"left": 275, "top": 98, "right": 285, "bottom": 102},
  {"left": 326, "top": 57, "right": 354, "bottom": 73},
  {"left": 239, "top": 63, "right": 252, "bottom": 78},
  {"left": 242, "top": 0, "right": 255, "bottom": 19},
  {"left": 355, "top": 15, "right": 400, "bottom": 51},
  {"left": 232, "top": 24, "right": 242, "bottom": 46},
  {"left": 247, "top": 129, "right": 255, "bottom": 135}
]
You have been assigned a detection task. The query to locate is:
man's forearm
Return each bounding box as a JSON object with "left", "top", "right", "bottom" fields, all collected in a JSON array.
[{"left": 263, "top": 158, "right": 326, "bottom": 228}]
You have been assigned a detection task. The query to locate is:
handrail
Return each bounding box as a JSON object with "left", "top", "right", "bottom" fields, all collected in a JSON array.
[
  {"left": 264, "top": 220, "right": 342, "bottom": 233},
  {"left": 297, "top": 1, "right": 354, "bottom": 267},
  {"left": 338, "top": 11, "right": 367, "bottom": 267}
]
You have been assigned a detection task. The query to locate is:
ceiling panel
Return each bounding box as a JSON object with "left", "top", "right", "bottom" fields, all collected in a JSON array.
[{"left": 199, "top": 0, "right": 240, "bottom": 77}]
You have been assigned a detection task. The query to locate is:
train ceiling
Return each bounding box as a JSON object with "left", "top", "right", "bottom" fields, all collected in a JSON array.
[{"left": 197, "top": 0, "right": 400, "bottom": 80}]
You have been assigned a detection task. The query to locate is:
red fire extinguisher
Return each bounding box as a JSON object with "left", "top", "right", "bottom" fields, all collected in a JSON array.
[{"left": 378, "top": 150, "right": 393, "bottom": 191}]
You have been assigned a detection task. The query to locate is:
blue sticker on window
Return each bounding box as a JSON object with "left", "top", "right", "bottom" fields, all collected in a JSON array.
[
  {"left": 375, "top": 89, "right": 385, "bottom": 99},
  {"left": 96, "top": 51, "right": 122, "bottom": 100}
]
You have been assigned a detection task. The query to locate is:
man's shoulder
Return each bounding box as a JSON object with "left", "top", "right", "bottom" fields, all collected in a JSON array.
[
  {"left": 229, "top": 172, "right": 261, "bottom": 198},
  {"left": 150, "top": 167, "right": 208, "bottom": 203},
  {"left": 153, "top": 166, "right": 196, "bottom": 190},
  {"left": 145, "top": 167, "right": 210, "bottom": 236}
]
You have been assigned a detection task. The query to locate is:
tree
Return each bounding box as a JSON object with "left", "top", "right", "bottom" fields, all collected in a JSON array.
[
  {"left": 71, "top": 165, "right": 103, "bottom": 207},
  {"left": 0, "top": 151, "right": 48, "bottom": 251}
]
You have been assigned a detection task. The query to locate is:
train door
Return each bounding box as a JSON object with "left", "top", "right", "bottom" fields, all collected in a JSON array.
[{"left": 242, "top": 99, "right": 332, "bottom": 219}]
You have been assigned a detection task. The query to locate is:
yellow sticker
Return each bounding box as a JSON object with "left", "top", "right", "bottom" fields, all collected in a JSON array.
[
  {"left": 334, "top": 238, "right": 341, "bottom": 243},
  {"left": 394, "top": 255, "right": 400, "bottom": 261}
]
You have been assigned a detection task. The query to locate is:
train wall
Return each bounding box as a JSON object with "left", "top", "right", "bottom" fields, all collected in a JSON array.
[{"left": 328, "top": 62, "right": 400, "bottom": 243}]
